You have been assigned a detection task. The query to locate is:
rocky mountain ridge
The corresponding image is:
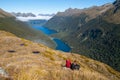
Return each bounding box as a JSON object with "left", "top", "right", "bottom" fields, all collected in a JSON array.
[{"left": 45, "top": 3, "right": 113, "bottom": 32}]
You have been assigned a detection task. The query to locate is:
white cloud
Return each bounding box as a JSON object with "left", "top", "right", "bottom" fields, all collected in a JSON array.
[{"left": 16, "top": 15, "right": 52, "bottom": 21}]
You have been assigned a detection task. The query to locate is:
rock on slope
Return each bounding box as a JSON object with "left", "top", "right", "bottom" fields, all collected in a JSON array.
[{"left": 0, "top": 30, "right": 120, "bottom": 80}]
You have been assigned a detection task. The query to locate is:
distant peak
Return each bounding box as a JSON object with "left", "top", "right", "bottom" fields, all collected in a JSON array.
[
  {"left": 38, "top": 13, "right": 55, "bottom": 16},
  {"left": 11, "top": 12, "right": 36, "bottom": 17},
  {"left": 64, "top": 8, "right": 82, "bottom": 12}
]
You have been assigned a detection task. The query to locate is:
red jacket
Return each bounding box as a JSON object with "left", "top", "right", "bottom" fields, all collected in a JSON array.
[{"left": 66, "top": 60, "right": 71, "bottom": 68}]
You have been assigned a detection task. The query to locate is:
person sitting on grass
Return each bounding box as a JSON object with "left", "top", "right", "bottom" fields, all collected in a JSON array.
[
  {"left": 70, "top": 60, "right": 80, "bottom": 70},
  {"left": 65, "top": 59, "right": 71, "bottom": 68}
]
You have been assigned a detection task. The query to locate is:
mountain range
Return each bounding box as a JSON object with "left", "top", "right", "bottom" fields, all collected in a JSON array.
[{"left": 44, "top": 0, "right": 120, "bottom": 72}]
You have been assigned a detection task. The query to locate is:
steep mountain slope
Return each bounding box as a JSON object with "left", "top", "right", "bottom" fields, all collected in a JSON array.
[
  {"left": 44, "top": 1, "right": 120, "bottom": 71},
  {"left": 0, "top": 30, "right": 120, "bottom": 80},
  {"left": 65, "top": 15, "right": 120, "bottom": 71},
  {"left": 64, "top": 2, "right": 120, "bottom": 72},
  {"left": 0, "top": 9, "right": 13, "bottom": 18},
  {"left": 0, "top": 8, "right": 56, "bottom": 48}
]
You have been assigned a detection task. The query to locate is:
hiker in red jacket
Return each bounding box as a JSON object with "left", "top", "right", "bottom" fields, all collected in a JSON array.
[{"left": 65, "top": 59, "right": 71, "bottom": 68}]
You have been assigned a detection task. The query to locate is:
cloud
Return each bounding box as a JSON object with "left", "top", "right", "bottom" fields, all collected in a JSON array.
[{"left": 16, "top": 15, "right": 52, "bottom": 21}]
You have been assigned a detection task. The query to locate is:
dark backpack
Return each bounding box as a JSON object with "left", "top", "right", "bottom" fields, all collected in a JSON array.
[
  {"left": 70, "top": 63, "right": 80, "bottom": 70},
  {"left": 70, "top": 63, "right": 75, "bottom": 70}
]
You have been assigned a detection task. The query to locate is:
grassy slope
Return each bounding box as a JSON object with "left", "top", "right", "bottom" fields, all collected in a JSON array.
[{"left": 0, "top": 30, "right": 120, "bottom": 80}]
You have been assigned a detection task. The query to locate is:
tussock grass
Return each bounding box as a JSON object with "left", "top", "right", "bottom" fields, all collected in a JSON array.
[
  {"left": 14, "top": 68, "right": 48, "bottom": 80},
  {"left": 0, "top": 30, "right": 120, "bottom": 80},
  {"left": 43, "top": 52, "right": 55, "bottom": 61},
  {"left": 58, "top": 53, "right": 67, "bottom": 60}
]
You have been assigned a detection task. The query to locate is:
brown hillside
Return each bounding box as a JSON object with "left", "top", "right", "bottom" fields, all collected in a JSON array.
[
  {"left": 0, "top": 8, "right": 14, "bottom": 18},
  {"left": 0, "top": 30, "right": 120, "bottom": 80}
]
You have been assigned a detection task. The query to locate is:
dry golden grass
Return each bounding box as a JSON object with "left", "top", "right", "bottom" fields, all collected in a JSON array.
[{"left": 0, "top": 30, "right": 120, "bottom": 80}]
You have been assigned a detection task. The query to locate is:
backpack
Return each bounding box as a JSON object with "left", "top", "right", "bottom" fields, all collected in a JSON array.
[
  {"left": 70, "top": 63, "right": 80, "bottom": 70},
  {"left": 70, "top": 63, "right": 75, "bottom": 70}
]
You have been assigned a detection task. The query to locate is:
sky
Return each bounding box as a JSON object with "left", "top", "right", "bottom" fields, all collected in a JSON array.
[{"left": 0, "top": 0, "right": 115, "bottom": 14}]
